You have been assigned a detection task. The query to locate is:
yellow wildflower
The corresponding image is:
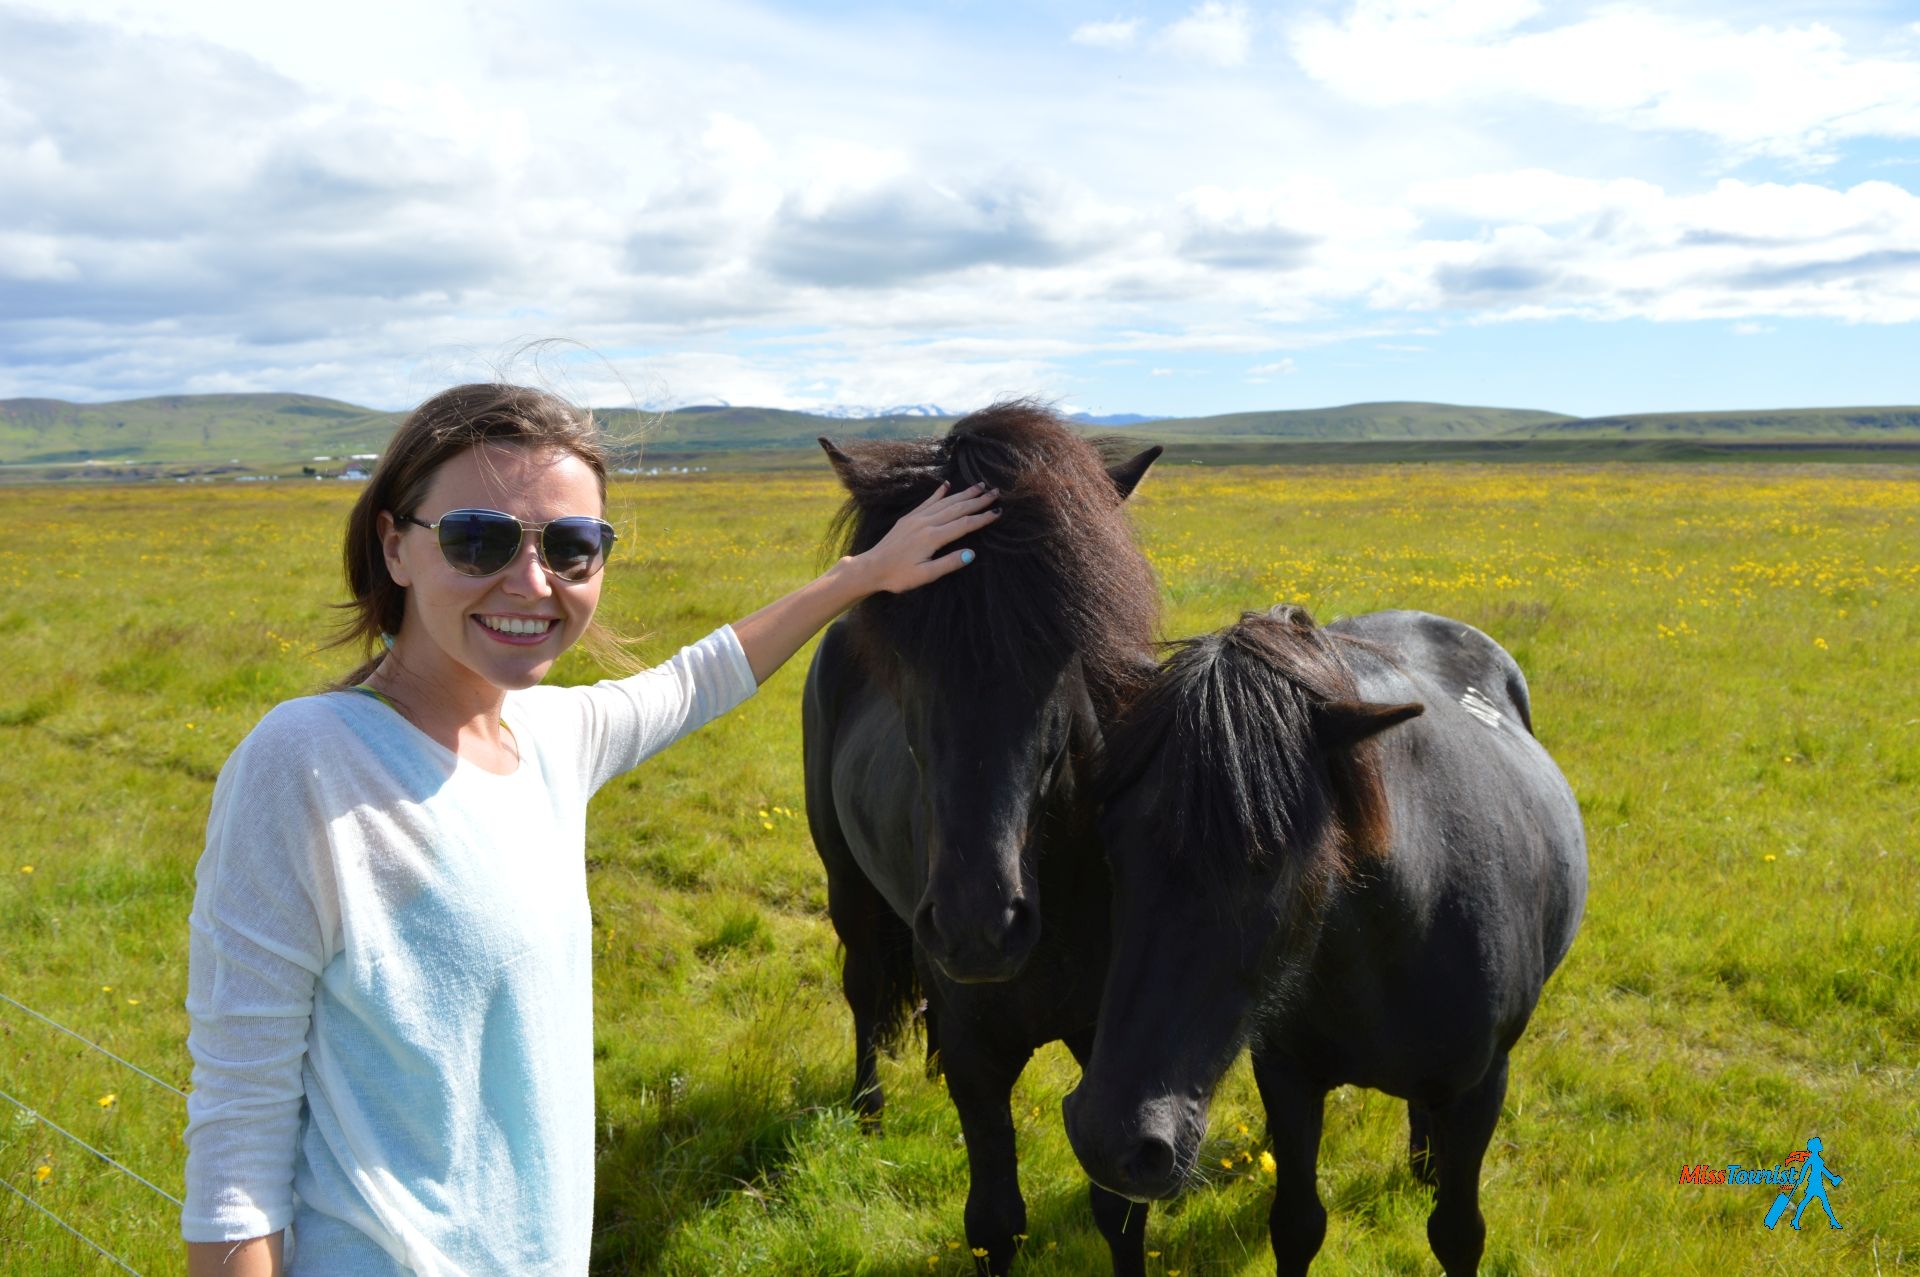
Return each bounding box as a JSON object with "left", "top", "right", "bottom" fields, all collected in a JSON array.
[
  {"left": 98, "top": 1094, "right": 116, "bottom": 1108},
  {"left": 971, "top": 1248, "right": 988, "bottom": 1259},
  {"left": 1260, "top": 1150, "right": 1277, "bottom": 1174},
  {"left": 34, "top": 1164, "right": 51, "bottom": 1183},
  {"left": 17, "top": 865, "right": 31, "bottom": 874}
]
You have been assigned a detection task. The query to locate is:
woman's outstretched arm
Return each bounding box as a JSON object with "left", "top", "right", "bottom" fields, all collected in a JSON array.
[
  {"left": 187, "top": 1233, "right": 283, "bottom": 1276},
  {"left": 730, "top": 480, "right": 998, "bottom": 686}
]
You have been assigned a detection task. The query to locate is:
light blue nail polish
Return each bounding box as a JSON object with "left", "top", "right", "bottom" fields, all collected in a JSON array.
[{"left": 960, "top": 548, "right": 975, "bottom": 565}]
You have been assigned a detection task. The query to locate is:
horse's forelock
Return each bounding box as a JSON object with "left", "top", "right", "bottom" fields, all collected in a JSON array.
[
  {"left": 826, "top": 400, "right": 1160, "bottom": 713},
  {"left": 1102, "top": 608, "right": 1393, "bottom": 890}
]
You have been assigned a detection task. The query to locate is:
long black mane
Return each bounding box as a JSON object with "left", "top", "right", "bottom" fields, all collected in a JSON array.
[
  {"left": 825, "top": 400, "right": 1161, "bottom": 717},
  {"left": 1100, "top": 606, "right": 1394, "bottom": 880}
]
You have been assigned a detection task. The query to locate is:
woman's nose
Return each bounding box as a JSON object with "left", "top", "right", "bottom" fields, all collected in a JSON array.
[{"left": 500, "top": 539, "right": 553, "bottom": 596}]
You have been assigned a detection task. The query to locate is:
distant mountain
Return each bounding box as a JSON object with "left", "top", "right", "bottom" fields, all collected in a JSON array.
[
  {"left": 810, "top": 403, "right": 950, "bottom": 419},
  {"left": 1140, "top": 401, "right": 1571, "bottom": 441},
  {"left": 1508, "top": 406, "right": 1920, "bottom": 440},
  {"left": 8, "top": 393, "right": 1919, "bottom": 469},
  {"left": 1069, "top": 412, "right": 1166, "bottom": 427},
  {"left": 0, "top": 393, "right": 399, "bottom": 465}
]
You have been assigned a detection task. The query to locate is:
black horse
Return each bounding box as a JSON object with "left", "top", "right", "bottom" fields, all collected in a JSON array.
[
  {"left": 1065, "top": 606, "right": 1586, "bottom": 1276},
  {"left": 803, "top": 402, "right": 1162, "bottom": 1274}
]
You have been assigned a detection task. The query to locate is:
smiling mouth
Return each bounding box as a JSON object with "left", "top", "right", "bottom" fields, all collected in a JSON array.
[{"left": 473, "top": 614, "right": 559, "bottom": 644}]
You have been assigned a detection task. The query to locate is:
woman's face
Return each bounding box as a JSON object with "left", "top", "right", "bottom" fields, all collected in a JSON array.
[{"left": 379, "top": 444, "right": 606, "bottom": 695}]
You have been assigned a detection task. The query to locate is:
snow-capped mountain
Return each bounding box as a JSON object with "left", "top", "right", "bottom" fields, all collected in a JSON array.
[
  {"left": 1067, "top": 411, "right": 1165, "bottom": 427},
  {"left": 810, "top": 403, "right": 951, "bottom": 419}
]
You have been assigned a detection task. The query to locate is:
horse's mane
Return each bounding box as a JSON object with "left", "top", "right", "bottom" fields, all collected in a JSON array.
[
  {"left": 1099, "top": 606, "right": 1394, "bottom": 881},
  {"left": 825, "top": 399, "right": 1161, "bottom": 717}
]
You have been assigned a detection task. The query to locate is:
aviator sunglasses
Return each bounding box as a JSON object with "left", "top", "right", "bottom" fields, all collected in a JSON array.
[{"left": 398, "top": 508, "right": 618, "bottom": 583}]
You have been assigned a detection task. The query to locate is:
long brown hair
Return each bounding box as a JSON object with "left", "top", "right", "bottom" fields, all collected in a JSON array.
[{"left": 327, "top": 382, "right": 636, "bottom": 688}]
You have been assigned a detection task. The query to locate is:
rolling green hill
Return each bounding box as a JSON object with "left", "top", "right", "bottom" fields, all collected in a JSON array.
[
  {"left": 1509, "top": 406, "right": 1920, "bottom": 440},
  {"left": 602, "top": 406, "right": 959, "bottom": 451},
  {"left": 7, "top": 394, "right": 1920, "bottom": 470},
  {"left": 0, "top": 393, "right": 400, "bottom": 465},
  {"left": 1129, "top": 400, "right": 1571, "bottom": 441}
]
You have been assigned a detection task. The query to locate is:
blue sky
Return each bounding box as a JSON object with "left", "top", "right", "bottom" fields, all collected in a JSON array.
[{"left": 3, "top": 0, "right": 1919, "bottom": 417}]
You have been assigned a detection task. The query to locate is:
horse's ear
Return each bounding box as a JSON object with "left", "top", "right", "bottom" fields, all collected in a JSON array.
[
  {"left": 1106, "top": 445, "right": 1162, "bottom": 502},
  {"left": 818, "top": 437, "right": 855, "bottom": 486},
  {"left": 1318, "top": 700, "right": 1423, "bottom": 749}
]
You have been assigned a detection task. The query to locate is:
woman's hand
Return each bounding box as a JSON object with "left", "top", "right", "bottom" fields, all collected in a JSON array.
[
  {"left": 854, "top": 480, "right": 1001, "bottom": 594},
  {"left": 729, "top": 480, "right": 1001, "bottom": 686}
]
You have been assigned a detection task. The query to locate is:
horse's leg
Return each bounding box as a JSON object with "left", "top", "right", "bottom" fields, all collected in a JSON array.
[
  {"left": 941, "top": 1023, "right": 1032, "bottom": 1276},
  {"left": 1423, "top": 1052, "right": 1509, "bottom": 1277},
  {"left": 1063, "top": 1027, "right": 1149, "bottom": 1277},
  {"left": 1251, "top": 1055, "right": 1329, "bottom": 1277},
  {"left": 824, "top": 865, "right": 914, "bottom": 1128},
  {"left": 1409, "top": 1101, "right": 1438, "bottom": 1186}
]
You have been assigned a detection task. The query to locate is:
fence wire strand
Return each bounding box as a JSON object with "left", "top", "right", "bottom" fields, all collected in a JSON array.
[
  {"left": 0, "top": 991, "right": 188, "bottom": 1100},
  {"left": 0, "top": 1087, "right": 183, "bottom": 1209},
  {"left": 1, "top": 1176, "right": 147, "bottom": 1277}
]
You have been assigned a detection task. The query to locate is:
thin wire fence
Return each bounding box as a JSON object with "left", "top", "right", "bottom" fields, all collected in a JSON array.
[
  {"left": 0, "top": 1087, "right": 183, "bottom": 1209},
  {"left": 1, "top": 1177, "right": 147, "bottom": 1277},
  {"left": 0, "top": 989, "right": 190, "bottom": 1276},
  {"left": 0, "top": 992, "right": 188, "bottom": 1100}
]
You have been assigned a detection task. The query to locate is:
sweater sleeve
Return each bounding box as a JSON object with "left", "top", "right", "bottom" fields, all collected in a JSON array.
[
  {"left": 572, "top": 623, "right": 759, "bottom": 793},
  {"left": 181, "top": 707, "right": 341, "bottom": 1243}
]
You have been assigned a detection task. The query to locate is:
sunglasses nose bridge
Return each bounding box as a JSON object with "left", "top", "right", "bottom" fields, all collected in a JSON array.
[{"left": 498, "top": 531, "right": 556, "bottom": 593}]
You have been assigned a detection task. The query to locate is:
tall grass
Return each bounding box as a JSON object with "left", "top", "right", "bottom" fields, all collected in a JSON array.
[{"left": 1, "top": 464, "right": 1913, "bottom": 1274}]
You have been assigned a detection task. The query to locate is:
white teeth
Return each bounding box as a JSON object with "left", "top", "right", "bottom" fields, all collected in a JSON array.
[{"left": 479, "top": 615, "right": 554, "bottom": 636}]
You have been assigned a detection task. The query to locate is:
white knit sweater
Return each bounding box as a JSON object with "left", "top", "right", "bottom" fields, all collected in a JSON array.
[{"left": 182, "top": 625, "right": 758, "bottom": 1275}]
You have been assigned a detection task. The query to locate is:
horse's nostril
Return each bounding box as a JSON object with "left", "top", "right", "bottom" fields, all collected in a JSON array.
[
  {"left": 1002, "top": 899, "right": 1036, "bottom": 946},
  {"left": 1120, "top": 1135, "right": 1177, "bottom": 1192},
  {"left": 912, "top": 899, "right": 943, "bottom": 948}
]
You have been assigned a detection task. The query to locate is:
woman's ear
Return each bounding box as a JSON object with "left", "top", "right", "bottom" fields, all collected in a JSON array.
[{"left": 377, "top": 511, "right": 413, "bottom": 588}]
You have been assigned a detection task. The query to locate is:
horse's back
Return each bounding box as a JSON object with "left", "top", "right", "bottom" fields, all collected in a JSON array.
[
  {"left": 1329, "top": 609, "right": 1533, "bottom": 734},
  {"left": 1314, "top": 610, "right": 1587, "bottom": 1070}
]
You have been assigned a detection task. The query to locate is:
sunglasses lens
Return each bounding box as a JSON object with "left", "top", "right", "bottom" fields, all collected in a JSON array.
[
  {"left": 436, "top": 511, "right": 522, "bottom": 576},
  {"left": 542, "top": 519, "right": 611, "bottom": 581}
]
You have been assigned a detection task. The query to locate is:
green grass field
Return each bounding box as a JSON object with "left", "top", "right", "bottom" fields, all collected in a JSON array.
[{"left": 1, "top": 464, "right": 1914, "bottom": 1275}]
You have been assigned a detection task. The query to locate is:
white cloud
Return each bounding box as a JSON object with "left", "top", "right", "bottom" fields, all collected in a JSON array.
[
  {"left": 1249, "top": 358, "right": 1297, "bottom": 375},
  {"left": 1379, "top": 173, "right": 1920, "bottom": 323},
  {"left": 7, "top": 3, "right": 1920, "bottom": 411},
  {"left": 1159, "top": 2, "right": 1252, "bottom": 67},
  {"left": 1290, "top": 2, "right": 1920, "bottom": 161},
  {"left": 1070, "top": 18, "right": 1140, "bottom": 49}
]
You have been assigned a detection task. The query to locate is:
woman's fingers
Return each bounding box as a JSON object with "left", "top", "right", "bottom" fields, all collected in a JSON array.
[
  {"left": 924, "top": 547, "right": 976, "bottom": 580},
  {"left": 925, "top": 484, "right": 997, "bottom": 525},
  {"left": 942, "top": 507, "right": 1002, "bottom": 541}
]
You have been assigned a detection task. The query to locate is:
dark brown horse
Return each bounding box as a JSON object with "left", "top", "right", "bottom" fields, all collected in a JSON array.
[
  {"left": 802, "top": 401, "right": 1161, "bottom": 1274},
  {"left": 1064, "top": 606, "right": 1587, "bottom": 1276}
]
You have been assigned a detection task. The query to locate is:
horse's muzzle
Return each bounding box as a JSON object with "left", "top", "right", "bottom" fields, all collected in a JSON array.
[
  {"left": 912, "top": 893, "right": 1039, "bottom": 983},
  {"left": 1062, "top": 1085, "right": 1198, "bottom": 1202}
]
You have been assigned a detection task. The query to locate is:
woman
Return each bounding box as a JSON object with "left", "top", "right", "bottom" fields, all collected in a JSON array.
[{"left": 182, "top": 384, "right": 999, "bottom": 1275}]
